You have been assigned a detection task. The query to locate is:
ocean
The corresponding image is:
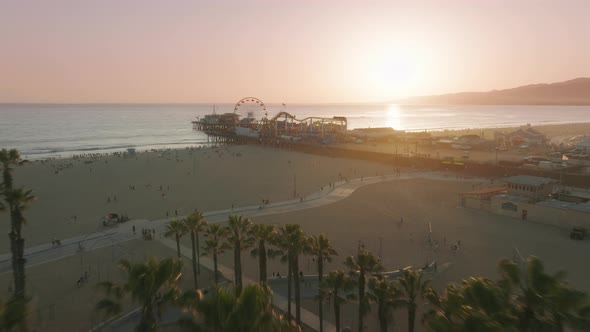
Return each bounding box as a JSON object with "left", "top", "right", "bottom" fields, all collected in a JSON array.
[{"left": 1, "top": 103, "right": 589, "bottom": 160}]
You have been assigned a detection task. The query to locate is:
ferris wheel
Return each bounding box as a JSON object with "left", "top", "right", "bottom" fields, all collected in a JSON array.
[{"left": 234, "top": 97, "right": 267, "bottom": 120}]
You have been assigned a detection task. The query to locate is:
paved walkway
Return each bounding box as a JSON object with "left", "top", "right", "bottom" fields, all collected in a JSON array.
[
  {"left": 0, "top": 171, "right": 485, "bottom": 273},
  {"left": 0, "top": 174, "right": 372, "bottom": 270},
  {"left": 0, "top": 171, "right": 487, "bottom": 331},
  {"left": 158, "top": 237, "right": 336, "bottom": 331}
]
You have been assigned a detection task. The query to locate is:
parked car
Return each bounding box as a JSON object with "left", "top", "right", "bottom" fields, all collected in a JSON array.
[
  {"left": 101, "top": 213, "right": 130, "bottom": 226},
  {"left": 570, "top": 227, "right": 587, "bottom": 240}
]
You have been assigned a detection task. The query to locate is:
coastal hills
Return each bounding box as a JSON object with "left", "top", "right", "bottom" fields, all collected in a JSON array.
[{"left": 398, "top": 77, "right": 590, "bottom": 105}]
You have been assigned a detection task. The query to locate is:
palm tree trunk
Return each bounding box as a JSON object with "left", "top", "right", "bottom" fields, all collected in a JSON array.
[
  {"left": 408, "top": 307, "right": 416, "bottom": 332},
  {"left": 9, "top": 208, "right": 27, "bottom": 299},
  {"left": 287, "top": 255, "right": 292, "bottom": 320},
  {"left": 293, "top": 254, "right": 301, "bottom": 324},
  {"left": 9, "top": 232, "right": 25, "bottom": 298},
  {"left": 358, "top": 270, "right": 365, "bottom": 332},
  {"left": 335, "top": 300, "right": 341, "bottom": 332},
  {"left": 196, "top": 231, "right": 201, "bottom": 274},
  {"left": 16, "top": 237, "right": 26, "bottom": 297},
  {"left": 259, "top": 240, "right": 267, "bottom": 284},
  {"left": 379, "top": 301, "right": 388, "bottom": 332},
  {"left": 318, "top": 253, "right": 324, "bottom": 332},
  {"left": 175, "top": 233, "right": 181, "bottom": 259},
  {"left": 234, "top": 245, "right": 242, "bottom": 294},
  {"left": 140, "top": 302, "right": 157, "bottom": 332},
  {"left": 190, "top": 231, "right": 198, "bottom": 289},
  {"left": 213, "top": 252, "right": 219, "bottom": 285}
]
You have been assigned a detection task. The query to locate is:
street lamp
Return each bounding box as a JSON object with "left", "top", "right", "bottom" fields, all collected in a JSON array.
[{"left": 293, "top": 173, "right": 297, "bottom": 197}]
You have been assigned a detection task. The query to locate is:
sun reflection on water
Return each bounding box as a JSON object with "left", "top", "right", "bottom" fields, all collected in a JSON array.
[{"left": 385, "top": 104, "right": 403, "bottom": 130}]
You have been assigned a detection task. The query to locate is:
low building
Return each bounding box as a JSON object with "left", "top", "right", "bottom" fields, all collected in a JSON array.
[
  {"left": 491, "top": 195, "right": 590, "bottom": 229},
  {"left": 575, "top": 139, "right": 590, "bottom": 154},
  {"left": 495, "top": 125, "right": 546, "bottom": 147},
  {"left": 459, "top": 187, "right": 507, "bottom": 209},
  {"left": 350, "top": 127, "right": 401, "bottom": 141},
  {"left": 457, "top": 134, "right": 488, "bottom": 148},
  {"left": 459, "top": 176, "right": 589, "bottom": 230},
  {"left": 502, "top": 175, "right": 557, "bottom": 202}
]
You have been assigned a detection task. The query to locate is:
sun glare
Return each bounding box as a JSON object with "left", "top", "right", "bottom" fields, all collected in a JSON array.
[
  {"left": 385, "top": 104, "right": 403, "bottom": 130},
  {"left": 363, "top": 43, "right": 426, "bottom": 100}
]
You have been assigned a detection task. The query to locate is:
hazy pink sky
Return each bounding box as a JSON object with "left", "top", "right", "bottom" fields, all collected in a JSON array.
[{"left": 1, "top": 0, "right": 589, "bottom": 103}]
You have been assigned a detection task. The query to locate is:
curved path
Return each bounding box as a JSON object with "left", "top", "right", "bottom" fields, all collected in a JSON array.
[
  {"left": 0, "top": 170, "right": 485, "bottom": 332},
  {"left": 0, "top": 170, "right": 470, "bottom": 272}
]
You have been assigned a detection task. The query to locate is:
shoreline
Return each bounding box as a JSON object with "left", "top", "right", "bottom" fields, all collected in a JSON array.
[{"left": 15, "top": 121, "right": 590, "bottom": 162}]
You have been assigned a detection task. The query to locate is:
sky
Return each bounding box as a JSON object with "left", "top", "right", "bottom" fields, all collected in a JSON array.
[{"left": 1, "top": 0, "right": 589, "bottom": 103}]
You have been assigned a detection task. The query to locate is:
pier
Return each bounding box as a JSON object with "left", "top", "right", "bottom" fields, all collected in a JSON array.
[{"left": 192, "top": 97, "right": 348, "bottom": 144}]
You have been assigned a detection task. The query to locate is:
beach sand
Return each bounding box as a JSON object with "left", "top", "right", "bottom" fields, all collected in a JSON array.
[
  {"left": 0, "top": 239, "right": 212, "bottom": 332},
  {"left": 0, "top": 145, "right": 395, "bottom": 248},
  {"left": 2, "top": 133, "right": 590, "bottom": 331},
  {"left": 245, "top": 177, "right": 590, "bottom": 331}
]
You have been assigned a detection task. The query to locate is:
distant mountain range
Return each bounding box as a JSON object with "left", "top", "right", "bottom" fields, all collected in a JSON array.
[{"left": 397, "top": 78, "right": 590, "bottom": 105}]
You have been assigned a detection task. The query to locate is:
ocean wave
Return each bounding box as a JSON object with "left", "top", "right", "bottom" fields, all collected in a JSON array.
[{"left": 21, "top": 140, "right": 209, "bottom": 158}]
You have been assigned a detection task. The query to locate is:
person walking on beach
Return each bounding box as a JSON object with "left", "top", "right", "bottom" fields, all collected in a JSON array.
[{"left": 132, "top": 225, "right": 136, "bottom": 235}]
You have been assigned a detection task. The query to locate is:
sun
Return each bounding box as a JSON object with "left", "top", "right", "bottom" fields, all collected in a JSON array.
[{"left": 363, "top": 44, "right": 426, "bottom": 100}]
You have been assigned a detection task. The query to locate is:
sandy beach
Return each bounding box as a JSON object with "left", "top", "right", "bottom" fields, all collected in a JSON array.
[
  {"left": 0, "top": 145, "right": 395, "bottom": 248},
  {"left": 0, "top": 239, "right": 214, "bottom": 332},
  {"left": 248, "top": 177, "right": 590, "bottom": 331},
  {"left": 1, "top": 129, "right": 590, "bottom": 331}
]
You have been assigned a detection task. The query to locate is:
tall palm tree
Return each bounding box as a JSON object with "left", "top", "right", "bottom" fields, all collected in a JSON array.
[
  {"left": 177, "top": 284, "right": 301, "bottom": 332},
  {"left": 395, "top": 268, "right": 430, "bottom": 332},
  {"left": 184, "top": 211, "right": 208, "bottom": 289},
  {"left": 202, "top": 223, "right": 229, "bottom": 285},
  {"left": 498, "top": 256, "right": 590, "bottom": 331},
  {"left": 308, "top": 234, "right": 338, "bottom": 332},
  {"left": 1, "top": 148, "right": 34, "bottom": 331},
  {"left": 250, "top": 223, "right": 279, "bottom": 285},
  {"left": 368, "top": 276, "right": 399, "bottom": 332},
  {"left": 164, "top": 218, "right": 187, "bottom": 259},
  {"left": 96, "top": 257, "right": 183, "bottom": 332},
  {"left": 320, "top": 270, "right": 356, "bottom": 332},
  {"left": 225, "top": 215, "right": 255, "bottom": 294},
  {"left": 274, "top": 224, "right": 308, "bottom": 325},
  {"left": 344, "top": 248, "right": 383, "bottom": 332}
]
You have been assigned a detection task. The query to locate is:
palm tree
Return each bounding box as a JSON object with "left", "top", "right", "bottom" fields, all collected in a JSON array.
[
  {"left": 395, "top": 268, "right": 430, "bottom": 332},
  {"left": 423, "top": 278, "right": 511, "bottom": 332},
  {"left": 344, "top": 248, "right": 383, "bottom": 332},
  {"left": 177, "top": 284, "right": 301, "bottom": 332},
  {"left": 274, "top": 224, "right": 308, "bottom": 325},
  {"left": 164, "top": 218, "right": 187, "bottom": 259},
  {"left": 226, "top": 215, "right": 255, "bottom": 294},
  {"left": 250, "top": 223, "right": 279, "bottom": 285},
  {"left": 320, "top": 270, "right": 356, "bottom": 332},
  {"left": 498, "top": 256, "right": 590, "bottom": 331},
  {"left": 1, "top": 148, "right": 34, "bottom": 331},
  {"left": 368, "top": 276, "right": 399, "bottom": 332},
  {"left": 184, "top": 211, "right": 208, "bottom": 289},
  {"left": 202, "top": 223, "right": 229, "bottom": 285},
  {"left": 308, "top": 234, "right": 338, "bottom": 332},
  {"left": 96, "top": 257, "right": 183, "bottom": 331}
]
